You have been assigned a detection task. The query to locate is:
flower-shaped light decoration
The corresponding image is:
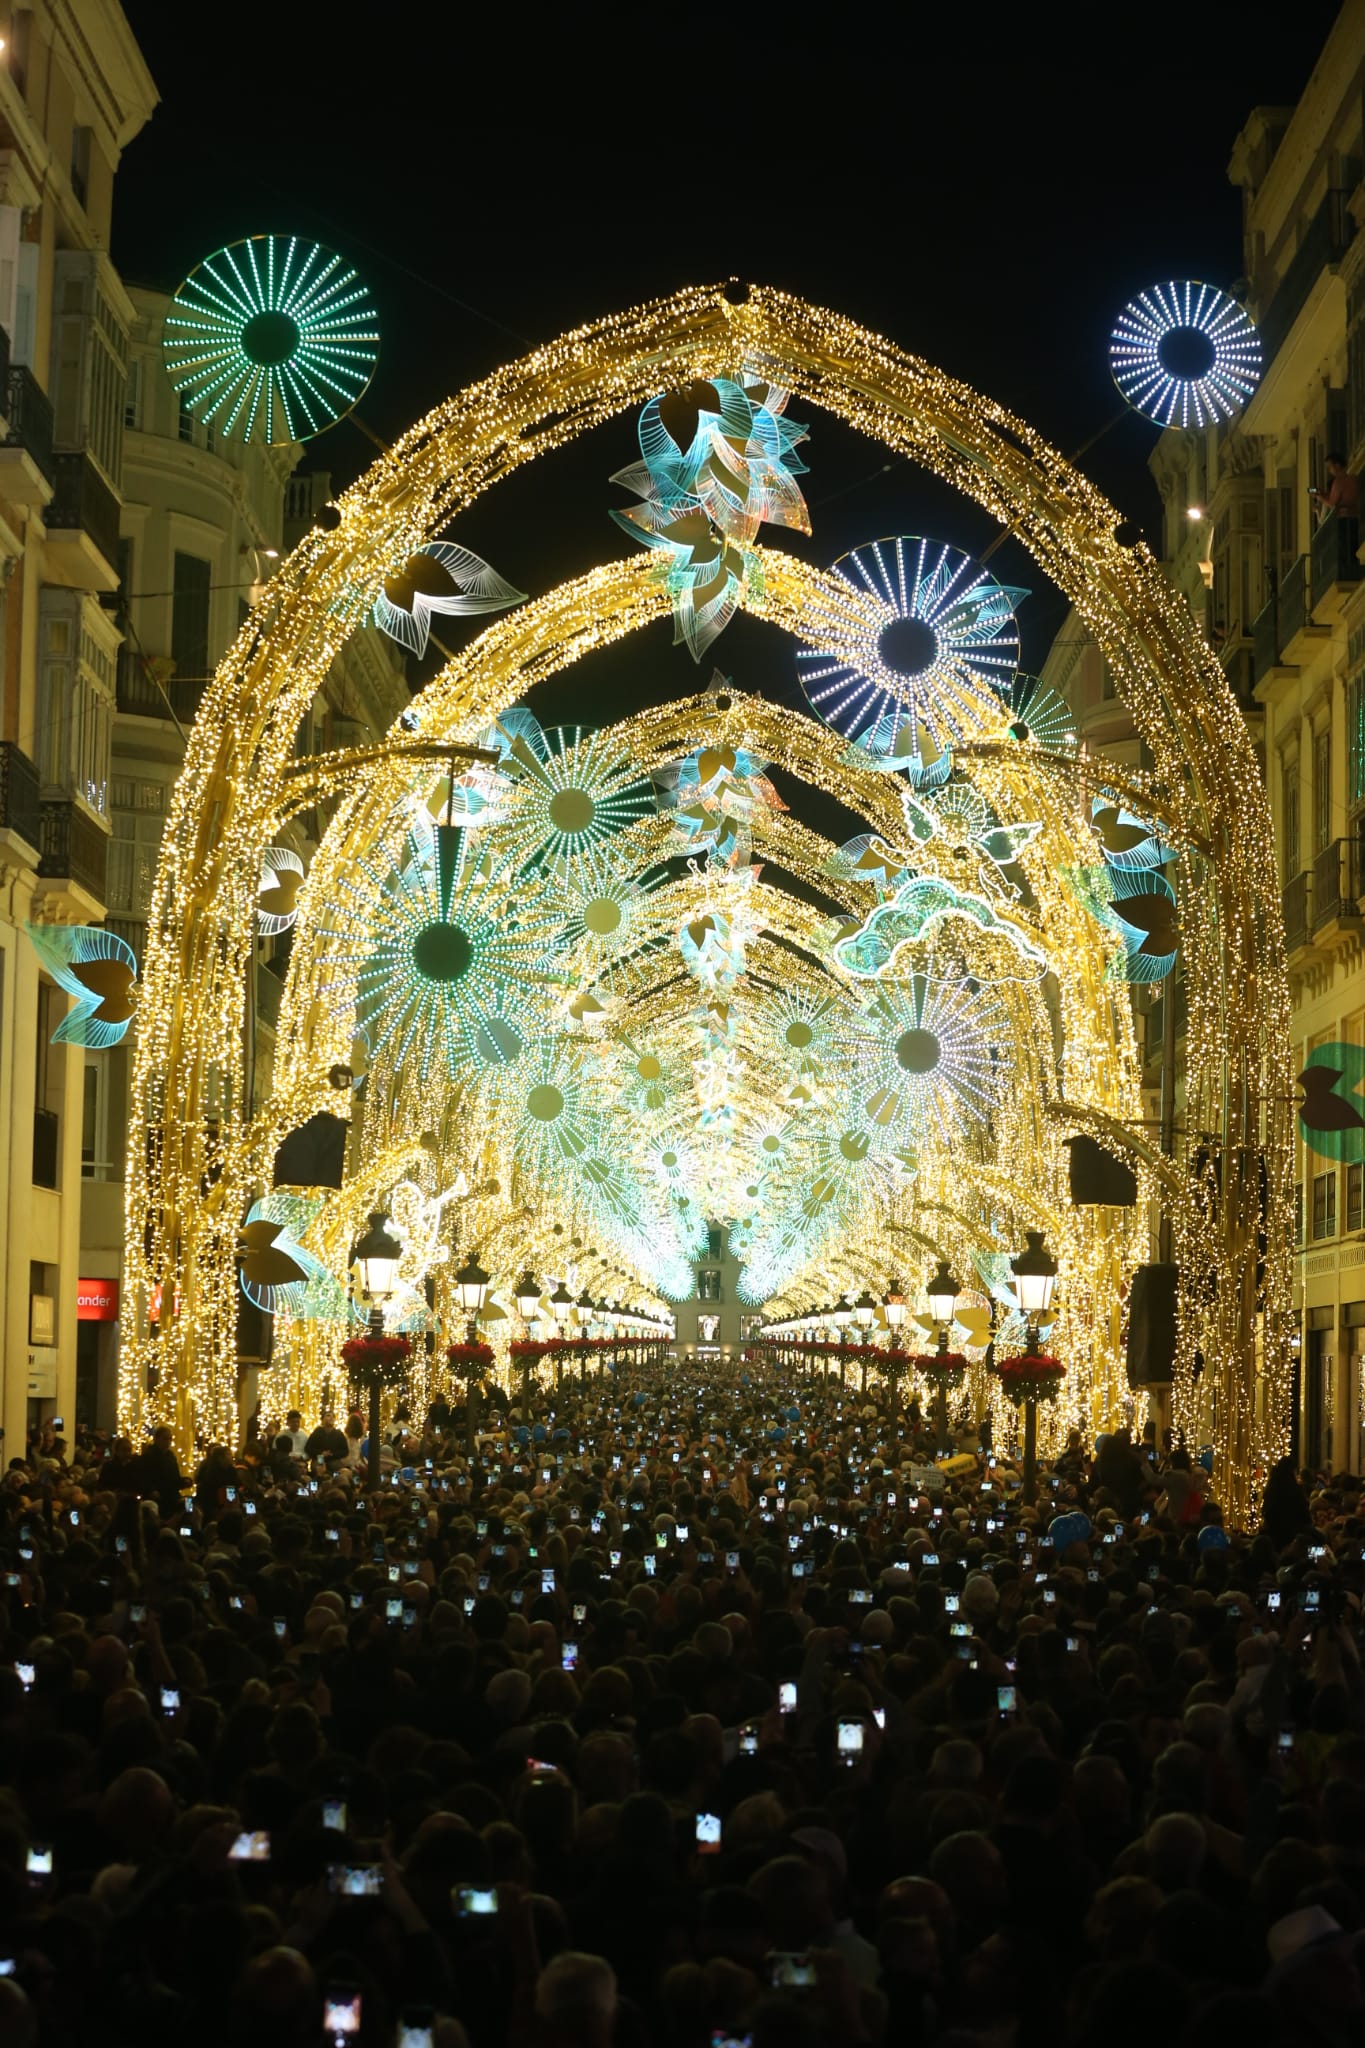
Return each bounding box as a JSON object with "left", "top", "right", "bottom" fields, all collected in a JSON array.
[
  {"left": 26, "top": 924, "right": 137, "bottom": 1047},
  {"left": 1110, "top": 281, "right": 1261, "bottom": 429},
  {"left": 667, "top": 739, "right": 787, "bottom": 871},
  {"left": 164, "top": 234, "right": 379, "bottom": 445},
  {"left": 611, "top": 375, "right": 810, "bottom": 661},
  {"left": 679, "top": 908, "right": 746, "bottom": 989},
  {"left": 1089, "top": 795, "right": 1171, "bottom": 871},
  {"left": 495, "top": 725, "right": 655, "bottom": 891},
  {"left": 257, "top": 847, "right": 306, "bottom": 934},
  {"left": 320, "top": 821, "right": 554, "bottom": 1084},
  {"left": 1066, "top": 864, "right": 1180, "bottom": 984},
  {"left": 796, "top": 537, "right": 1027, "bottom": 753},
  {"left": 372, "top": 542, "right": 526, "bottom": 658},
  {"left": 239, "top": 1192, "right": 347, "bottom": 1319},
  {"left": 848, "top": 974, "right": 1005, "bottom": 1148}
]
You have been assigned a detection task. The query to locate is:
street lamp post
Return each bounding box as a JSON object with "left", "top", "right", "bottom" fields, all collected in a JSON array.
[
  {"left": 884, "top": 1283, "right": 907, "bottom": 1437},
  {"left": 1010, "top": 1231, "right": 1058, "bottom": 1506},
  {"left": 833, "top": 1295, "right": 854, "bottom": 1385},
  {"left": 549, "top": 1281, "right": 574, "bottom": 1388},
  {"left": 353, "top": 1210, "right": 402, "bottom": 1492},
  {"left": 926, "top": 1256, "right": 960, "bottom": 1455},
  {"left": 854, "top": 1288, "right": 877, "bottom": 1392},
  {"left": 455, "top": 1251, "right": 490, "bottom": 1459},
  {"left": 575, "top": 1288, "right": 593, "bottom": 1382},
  {"left": 515, "top": 1271, "right": 540, "bottom": 1421}
]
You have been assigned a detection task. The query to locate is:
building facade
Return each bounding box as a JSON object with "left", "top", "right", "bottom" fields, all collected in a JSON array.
[
  {"left": 76, "top": 320, "right": 411, "bottom": 1430},
  {"left": 0, "top": 4, "right": 155, "bottom": 1460},
  {"left": 1046, "top": 2, "right": 1365, "bottom": 1471}
]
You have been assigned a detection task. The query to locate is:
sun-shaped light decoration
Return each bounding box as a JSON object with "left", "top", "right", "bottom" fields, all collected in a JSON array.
[
  {"left": 163, "top": 235, "right": 379, "bottom": 445},
  {"left": 552, "top": 868, "right": 665, "bottom": 998},
  {"left": 321, "top": 822, "right": 552, "bottom": 1084},
  {"left": 796, "top": 537, "right": 1027, "bottom": 753},
  {"left": 497, "top": 1039, "right": 594, "bottom": 1183},
  {"left": 495, "top": 725, "right": 655, "bottom": 889},
  {"left": 1110, "top": 281, "right": 1260, "bottom": 429},
  {"left": 849, "top": 974, "right": 1005, "bottom": 1146}
]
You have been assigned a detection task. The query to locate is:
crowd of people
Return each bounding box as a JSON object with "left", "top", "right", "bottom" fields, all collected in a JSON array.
[{"left": 2, "top": 1359, "right": 1364, "bottom": 2048}]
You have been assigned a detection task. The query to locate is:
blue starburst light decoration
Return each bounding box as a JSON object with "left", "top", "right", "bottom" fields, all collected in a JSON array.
[
  {"left": 26, "top": 924, "right": 137, "bottom": 1047},
  {"left": 164, "top": 235, "right": 379, "bottom": 445},
  {"left": 1109, "top": 282, "right": 1260, "bottom": 429},
  {"left": 321, "top": 823, "right": 552, "bottom": 1084},
  {"left": 849, "top": 975, "right": 1004, "bottom": 1147},
  {"left": 796, "top": 537, "right": 1027, "bottom": 754}
]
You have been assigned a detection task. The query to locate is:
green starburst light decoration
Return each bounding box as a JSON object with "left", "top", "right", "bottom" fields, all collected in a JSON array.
[
  {"left": 322, "top": 823, "right": 551, "bottom": 1084},
  {"left": 163, "top": 234, "right": 379, "bottom": 445},
  {"left": 497, "top": 725, "right": 655, "bottom": 889}
]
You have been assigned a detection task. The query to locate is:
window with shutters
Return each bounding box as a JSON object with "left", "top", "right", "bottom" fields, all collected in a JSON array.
[
  {"left": 1349, "top": 1163, "right": 1363, "bottom": 1235},
  {"left": 1282, "top": 756, "right": 1300, "bottom": 881},
  {"left": 1314, "top": 729, "right": 1332, "bottom": 853},
  {"left": 171, "top": 552, "right": 211, "bottom": 681},
  {"left": 1313, "top": 1171, "right": 1337, "bottom": 1240}
]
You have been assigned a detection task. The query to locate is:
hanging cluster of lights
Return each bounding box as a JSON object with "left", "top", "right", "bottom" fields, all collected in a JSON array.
[{"left": 119, "top": 283, "right": 1286, "bottom": 1529}]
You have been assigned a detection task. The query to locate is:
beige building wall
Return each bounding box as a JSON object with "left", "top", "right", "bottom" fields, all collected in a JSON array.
[{"left": 0, "top": 4, "right": 155, "bottom": 1460}]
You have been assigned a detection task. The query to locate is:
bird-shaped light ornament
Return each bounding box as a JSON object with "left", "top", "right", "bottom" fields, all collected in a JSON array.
[
  {"left": 238, "top": 1193, "right": 350, "bottom": 1319},
  {"left": 26, "top": 925, "right": 138, "bottom": 1047},
  {"left": 257, "top": 847, "right": 305, "bottom": 934}
]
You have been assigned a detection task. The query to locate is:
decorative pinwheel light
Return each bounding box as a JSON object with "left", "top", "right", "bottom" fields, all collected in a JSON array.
[
  {"left": 796, "top": 537, "right": 1027, "bottom": 753},
  {"left": 1110, "top": 281, "right": 1261, "bottom": 429},
  {"left": 239, "top": 1193, "right": 347, "bottom": 1319},
  {"left": 372, "top": 542, "right": 526, "bottom": 657},
  {"left": 611, "top": 374, "right": 811, "bottom": 660},
  {"left": 26, "top": 924, "right": 137, "bottom": 1047},
  {"left": 257, "top": 848, "right": 305, "bottom": 935},
  {"left": 321, "top": 821, "right": 553, "bottom": 1083},
  {"left": 163, "top": 234, "right": 379, "bottom": 445}
]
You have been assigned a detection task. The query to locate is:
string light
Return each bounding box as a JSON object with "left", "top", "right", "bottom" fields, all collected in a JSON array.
[{"left": 121, "top": 284, "right": 1290, "bottom": 1525}]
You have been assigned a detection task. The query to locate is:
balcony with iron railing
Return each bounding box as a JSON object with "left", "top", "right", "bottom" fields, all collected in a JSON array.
[
  {"left": 46, "top": 450, "right": 121, "bottom": 580},
  {"left": 1283, "top": 868, "right": 1311, "bottom": 953},
  {"left": 1311, "top": 513, "right": 1363, "bottom": 613},
  {"left": 115, "top": 646, "right": 205, "bottom": 725},
  {"left": 0, "top": 360, "right": 55, "bottom": 503},
  {"left": 1313, "top": 836, "right": 1363, "bottom": 933},
  {"left": 1279, "top": 554, "right": 1320, "bottom": 657},
  {"left": 38, "top": 798, "right": 108, "bottom": 901},
  {"left": 1251, "top": 592, "right": 1283, "bottom": 687},
  {"left": 1258, "top": 190, "right": 1355, "bottom": 365},
  {"left": 0, "top": 740, "right": 41, "bottom": 854}
]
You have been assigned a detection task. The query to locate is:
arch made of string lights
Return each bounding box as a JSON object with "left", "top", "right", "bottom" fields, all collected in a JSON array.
[{"left": 123, "top": 284, "right": 1291, "bottom": 1524}]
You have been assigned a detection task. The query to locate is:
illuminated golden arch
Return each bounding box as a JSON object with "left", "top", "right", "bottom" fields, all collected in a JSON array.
[{"left": 124, "top": 283, "right": 1290, "bottom": 1522}]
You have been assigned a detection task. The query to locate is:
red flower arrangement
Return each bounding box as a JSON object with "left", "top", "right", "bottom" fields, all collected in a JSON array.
[
  {"left": 341, "top": 1333, "right": 412, "bottom": 1386},
  {"left": 912, "top": 1350, "right": 968, "bottom": 1389},
  {"left": 447, "top": 1341, "right": 494, "bottom": 1373},
  {"left": 992, "top": 1353, "right": 1065, "bottom": 1406}
]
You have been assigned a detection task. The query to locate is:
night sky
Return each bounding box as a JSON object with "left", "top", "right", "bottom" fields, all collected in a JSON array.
[{"left": 114, "top": 7, "right": 1343, "bottom": 778}]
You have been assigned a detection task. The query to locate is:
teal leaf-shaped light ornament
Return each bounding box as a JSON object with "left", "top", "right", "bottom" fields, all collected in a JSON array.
[
  {"left": 239, "top": 1192, "right": 345, "bottom": 1319},
  {"left": 26, "top": 924, "right": 137, "bottom": 1048}
]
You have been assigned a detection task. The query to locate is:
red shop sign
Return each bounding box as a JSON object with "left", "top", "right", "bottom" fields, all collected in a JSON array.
[{"left": 76, "top": 1277, "right": 119, "bottom": 1322}]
